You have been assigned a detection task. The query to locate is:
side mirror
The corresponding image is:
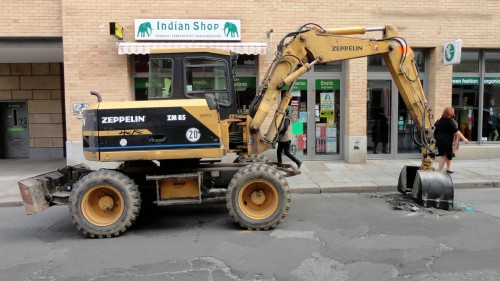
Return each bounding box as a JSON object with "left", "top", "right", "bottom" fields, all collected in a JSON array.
[
  {"left": 231, "top": 52, "right": 239, "bottom": 68},
  {"left": 205, "top": 94, "right": 218, "bottom": 110}
]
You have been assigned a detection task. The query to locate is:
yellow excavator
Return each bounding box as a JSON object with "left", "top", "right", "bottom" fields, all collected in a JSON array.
[{"left": 18, "top": 23, "right": 453, "bottom": 238}]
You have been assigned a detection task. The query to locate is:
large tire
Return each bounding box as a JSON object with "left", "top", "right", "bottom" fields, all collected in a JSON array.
[
  {"left": 226, "top": 163, "right": 290, "bottom": 230},
  {"left": 233, "top": 154, "right": 270, "bottom": 164},
  {"left": 69, "top": 170, "right": 141, "bottom": 238}
]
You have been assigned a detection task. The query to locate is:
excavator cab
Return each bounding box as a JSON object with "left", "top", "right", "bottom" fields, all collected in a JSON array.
[{"left": 148, "top": 48, "right": 238, "bottom": 119}]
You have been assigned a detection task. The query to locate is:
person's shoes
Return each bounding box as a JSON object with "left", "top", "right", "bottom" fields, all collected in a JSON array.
[
  {"left": 446, "top": 170, "right": 454, "bottom": 173},
  {"left": 297, "top": 161, "right": 302, "bottom": 169}
]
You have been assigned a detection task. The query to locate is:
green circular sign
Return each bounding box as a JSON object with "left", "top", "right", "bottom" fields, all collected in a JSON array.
[{"left": 445, "top": 43, "right": 455, "bottom": 62}]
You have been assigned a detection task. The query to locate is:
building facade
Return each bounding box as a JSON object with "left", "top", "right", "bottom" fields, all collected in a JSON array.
[{"left": 1, "top": 0, "right": 500, "bottom": 164}]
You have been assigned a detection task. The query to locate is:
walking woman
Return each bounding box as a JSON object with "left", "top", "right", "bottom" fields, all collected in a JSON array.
[
  {"left": 277, "top": 110, "right": 302, "bottom": 169},
  {"left": 434, "top": 107, "right": 469, "bottom": 173}
]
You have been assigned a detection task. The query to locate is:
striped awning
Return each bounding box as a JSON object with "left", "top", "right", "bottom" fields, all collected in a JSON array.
[{"left": 117, "top": 42, "right": 267, "bottom": 55}]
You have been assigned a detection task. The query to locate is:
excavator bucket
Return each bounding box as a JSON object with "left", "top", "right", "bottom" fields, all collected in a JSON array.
[
  {"left": 397, "top": 165, "right": 454, "bottom": 210},
  {"left": 18, "top": 171, "right": 65, "bottom": 214}
]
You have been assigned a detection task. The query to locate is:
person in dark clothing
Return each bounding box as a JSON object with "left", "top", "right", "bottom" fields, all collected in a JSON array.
[
  {"left": 372, "top": 107, "right": 389, "bottom": 154},
  {"left": 434, "top": 107, "right": 468, "bottom": 173},
  {"left": 277, "top": 110, "right": 302, "bottom": 169}
]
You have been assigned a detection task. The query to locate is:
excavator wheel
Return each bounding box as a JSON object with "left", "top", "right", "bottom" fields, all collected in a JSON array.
[
  {"left": 226, "top": 163, "right": 290, "bottom": 230},
  {"left": 69, "top": 170, "right": 141, "bottom": 238},
  {"left": 233, "top": 154, "right": 270, "bottom": 163}
]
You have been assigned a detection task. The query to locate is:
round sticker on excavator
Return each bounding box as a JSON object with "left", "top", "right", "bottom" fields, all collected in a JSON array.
[{"left": 186, "top": 128, "right": 201, "bottom": 142}]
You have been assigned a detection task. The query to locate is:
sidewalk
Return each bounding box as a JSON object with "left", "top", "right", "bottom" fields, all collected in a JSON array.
[{"left": 1, "top": 158, "right": 499, "bottom": 207}]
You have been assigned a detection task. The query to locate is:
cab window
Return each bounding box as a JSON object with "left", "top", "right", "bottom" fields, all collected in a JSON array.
[
  {"left": 185, "top": 57, "right": 230, "bottom": 106},
  {"left": 148, "top": 58, "right": 173, "bottom": 99}
]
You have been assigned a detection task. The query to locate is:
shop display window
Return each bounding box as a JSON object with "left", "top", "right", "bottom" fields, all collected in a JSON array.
[
  {"left": 453, "top": 51, "right": 479, "bottom": 73},
  {"left": 314, "top": 61, "right": 341, "bottom": 72},
  {"left": 234, "top": 55, "right": 257, "bottom": 114},
  {"left": 483, "top": 83, "right": 500, "bottom": 141},
  {"left": 452, "top": 85, "right": 479, "bottom": 142}
]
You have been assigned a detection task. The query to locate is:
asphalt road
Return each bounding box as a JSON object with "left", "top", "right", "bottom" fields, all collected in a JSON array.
[{"left": 1, "top": 188, "right": 500, "bottom": 281}]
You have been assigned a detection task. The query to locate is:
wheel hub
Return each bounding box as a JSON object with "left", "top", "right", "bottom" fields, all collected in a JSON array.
[
  {"left": 81, "top": 185, "right": 125, "bottom": 227},
  {"left": 250, "top": 190, "right": 266, "bottom": 205},
  {"left": 238, "top": 179, "right": 279, "bottom": 220},
  {"left": 98, "top": 195, "right": 115, "bottom": 211}
]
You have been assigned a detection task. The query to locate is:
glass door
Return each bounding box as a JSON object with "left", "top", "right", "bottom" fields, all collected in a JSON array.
[
  {"left": 282, "top": 76, "right": 342, "bottom": 161},
  {"left": 283, "top": 79, "right": 308, "bottom": 158},
  {"left": 367, "top": 80, "right": 392, "bottom": 156},
  {"left": 310, "top": 78, "right": 342, "bottom": 159},
  {"left": 397, "top": 89, "right": 422, "bottom": 155}
]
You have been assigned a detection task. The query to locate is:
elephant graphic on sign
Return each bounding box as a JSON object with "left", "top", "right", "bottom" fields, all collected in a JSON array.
[
  {"left": 137, "top": 22, "right": 153, "bottom": 37},
  {"left": 224, "top": 22, "right": 239, "bottom": 38}
]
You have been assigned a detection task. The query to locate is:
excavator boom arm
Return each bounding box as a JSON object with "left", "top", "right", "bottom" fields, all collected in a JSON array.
[{"left": 249, "top": 24, "right": 435, "bottom": 169}]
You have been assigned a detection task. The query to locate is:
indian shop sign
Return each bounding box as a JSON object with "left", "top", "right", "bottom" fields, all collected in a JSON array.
[
  {"left": 452, "top": 77, "right": 500, "bottom": 85},
  {"left": 135, "top": 19, "right": 241, "bottom": 41}
]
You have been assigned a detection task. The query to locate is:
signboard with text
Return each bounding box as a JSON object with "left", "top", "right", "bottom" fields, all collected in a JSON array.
[
  {"left": 135, "top": 19, "right": 241, "bottom": 41},
  {"left": 452, "top": 77, "right": 500, "bottom": 85}
]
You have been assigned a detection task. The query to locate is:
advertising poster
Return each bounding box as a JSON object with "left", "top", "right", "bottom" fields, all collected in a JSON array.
[{"left": 290, "top": 100, "right": 299, "bottom": 122}]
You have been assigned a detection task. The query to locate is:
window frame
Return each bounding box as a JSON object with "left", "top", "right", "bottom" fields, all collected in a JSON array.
[{"left": 183, "top": 56, "right": 231, "bottom": 107}]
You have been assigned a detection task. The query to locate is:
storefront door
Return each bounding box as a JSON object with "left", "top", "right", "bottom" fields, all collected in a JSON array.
[
  {"left": 285, "top": 77, "right": 342, "bottom": 161},
  {"left": 311, "top": 78, "right": 341, "bottom": 160},
  {"left": 366, "top": 79, "right": 421, "bottom": 159},
  {"left": 0, "top": 102, "right": 29, "bottom": 158},
  {"left": 367, "top": 80, "right": 392, "bottom": 157}
]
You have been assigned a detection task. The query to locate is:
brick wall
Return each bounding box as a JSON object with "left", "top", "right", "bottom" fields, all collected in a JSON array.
[
  {"left": 0, "top": 63, "right": 63, "bottom": 157},
  {"left": 56, "top": 0, "right": 500, "bottom": 141},
  {"left": 0, "top": 0, "right": 488, "bottom": 143},
  {"left": 0, "top": 0, "right": 61, "bottom": 36},
  {"left": 345, "top": 58, "right": 368, "bottom": 136}
]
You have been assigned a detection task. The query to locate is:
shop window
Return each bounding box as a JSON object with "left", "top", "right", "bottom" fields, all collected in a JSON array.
[
  {"left": 485, "top": 52, "right": 500, "bottom": 73},
  {"left": 234, "top": 77, "right": 256, "bottom": 114},
  {"left": 452, "top": 50, "right": 481, "bottom": 142},
  {"left": 314, "top": 61, "right": 342, "bottom": 72},
  {"left": 453, "top": 51, "right": 479, "bottom": 73},
  {"left": 185, "top": 57, "right": 230, "bottom": 106},
  {"left": 368, "top": 51, "right": 425, "bottom": 73},
  {"left": 234, "top": 55, "right": 257, "bottom": 114},
  {"left": 483, "top": 83, "right": 500, "bottom": 142},
  {"left": 452, "top": 85, "right": 479, "bottom": 142},
  {"left": 235, "top": 54, "right": 256, "bottom": 73},
  {"left": 134, "top": 55, "right": 149, "bottom": 73},
  {"left": 134, "top": 55, "right": 150, "bottom": 101}
]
